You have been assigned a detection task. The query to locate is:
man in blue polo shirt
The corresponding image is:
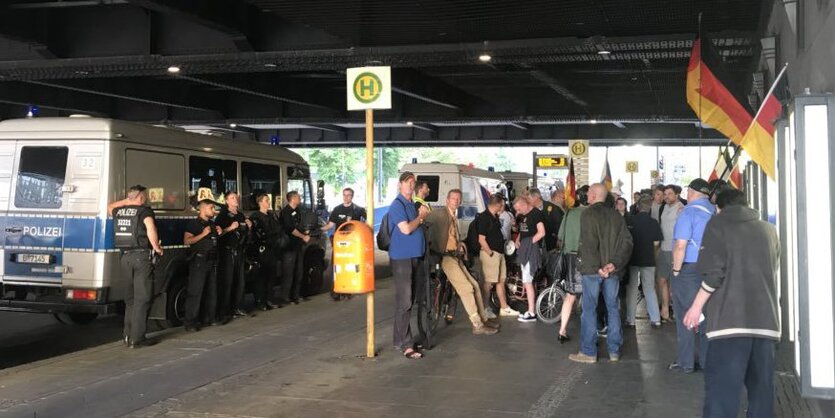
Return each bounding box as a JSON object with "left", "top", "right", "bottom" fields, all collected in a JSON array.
[
  {"left": 669, "top": 178, "right": 716, "bottom": 373},
  {"left": 388, "top": 171, "right": 430, "bottom": 359}
]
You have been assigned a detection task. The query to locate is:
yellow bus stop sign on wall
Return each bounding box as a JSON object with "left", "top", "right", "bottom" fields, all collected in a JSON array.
[{"left": 347, "top": 67, "right": 392, "bottom": 110}]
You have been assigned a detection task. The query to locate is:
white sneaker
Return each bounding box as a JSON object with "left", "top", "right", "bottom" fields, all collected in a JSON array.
[
  {"left": 484, "top": 310, "right": 497, "bottom": 320},
  {"left": 499, "top": 307, "right": 520, "bottom": 317},
  {"left": 517, "top": 311, "right": 537, "bottom": 322}
]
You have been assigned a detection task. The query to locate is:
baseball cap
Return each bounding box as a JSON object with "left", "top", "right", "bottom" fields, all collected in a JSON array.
[
  {"left": 399, "top": 171, "right": 416, "bottom": 182},
  {"left": 687, "top": 178, "right": 711, "bottom": 195}
]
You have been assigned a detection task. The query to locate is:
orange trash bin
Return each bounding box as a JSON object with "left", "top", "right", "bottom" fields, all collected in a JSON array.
[{"left": 333, "top": 220, "right": 375, "bottom": 294}]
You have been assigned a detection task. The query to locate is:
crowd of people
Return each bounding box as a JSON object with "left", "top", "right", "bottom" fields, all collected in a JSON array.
[{"left": 385, "top": 172, "right": 781, "bottom": 417}]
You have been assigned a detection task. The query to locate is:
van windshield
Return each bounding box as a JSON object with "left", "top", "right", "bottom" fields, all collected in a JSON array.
[{"left": 15, "top": 146, "right": 69, "bottom": 209}]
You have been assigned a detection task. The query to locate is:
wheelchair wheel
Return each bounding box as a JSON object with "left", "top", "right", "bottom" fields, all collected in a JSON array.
[{"left": 535, "top": 285, "right": 565, "bottom": 324}]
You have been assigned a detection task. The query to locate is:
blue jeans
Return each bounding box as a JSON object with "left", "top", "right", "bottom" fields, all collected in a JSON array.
[
  {"left": 580, "top": 274, "right": 622, "bottom": 357},
  {"left": 704, "top": 337, "right": 775, "bottom": 418},
  {"left": 671, "top": 264, "right": 708, "bottom": 369}
]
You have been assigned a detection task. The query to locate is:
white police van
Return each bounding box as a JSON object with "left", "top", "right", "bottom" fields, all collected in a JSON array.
[
  {"left": 0, "top": 116, "right": 324, "bottom": 325},
  {"left": 400, "top": 162, "right": 504, "bottom": 236}
]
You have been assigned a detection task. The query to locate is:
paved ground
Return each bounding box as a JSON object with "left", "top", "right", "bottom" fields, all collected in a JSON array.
[{"left": 0, "top": 275, "right": 822, "bottom": 418}]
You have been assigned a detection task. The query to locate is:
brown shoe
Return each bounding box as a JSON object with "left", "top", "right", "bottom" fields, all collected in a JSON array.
[
  {"left": 568, "top": 352, "right": 597, "bottom": 364},
  {"left": 472, "top": 324, "right": 498, "bottom": 335},
  {"left": 484, "top": 318, "right": 500, "bottom": 329}
]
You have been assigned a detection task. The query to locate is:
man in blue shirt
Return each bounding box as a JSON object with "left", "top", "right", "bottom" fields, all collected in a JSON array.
[
  {"left": 388, "top": 171, "right": 430, "bottom": 359},
  {"left": 670, "top": 178, "right": 716, "bottom": 373}
]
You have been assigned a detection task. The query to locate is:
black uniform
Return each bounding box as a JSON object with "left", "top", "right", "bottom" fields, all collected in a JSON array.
[
  {"left": 185, "top": 217, "right": 219, "bottom": 327},
  {"left": 250, "top": 210, "right": 282, "bottom": 307},
  {"left": 216, "top": 207, "right": 248, "bottom": 317},
  {"left": 113, "top": 205, "right": 155, "bottom": 344},
  {"left": 279, "top": 204, "right": 306, "bottom": 303},
  {"left": 328, "top": 203, "right": 367, "bottom": 232}
]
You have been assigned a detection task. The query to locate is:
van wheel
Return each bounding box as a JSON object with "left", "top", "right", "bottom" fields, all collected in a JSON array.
[
  {"left": 163, "top": 279, "right": 187, "bottom": 328},
  {"left": 54, "top": 312, "right": 98, "bottom": 325}
]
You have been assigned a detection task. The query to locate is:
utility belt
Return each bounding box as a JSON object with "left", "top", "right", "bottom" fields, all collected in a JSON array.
[{"left": 190, "top": 252, "right": 217, "bottom": 261}]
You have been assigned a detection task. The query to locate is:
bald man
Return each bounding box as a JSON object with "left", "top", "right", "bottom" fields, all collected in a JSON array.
[{"left": 569, "top": 184, "right": 633, "bottom": 364}]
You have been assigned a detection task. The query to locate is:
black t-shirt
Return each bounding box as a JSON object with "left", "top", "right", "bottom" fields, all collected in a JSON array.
[
  {"left": 542, "top": 202, "right": 563, "bottom": 251},
  {"left": 628, "top": 212, "right": 663, "bottom": 267},
  {"left": 476, "top": 211, "right": 504, "bottom": 252},
  {"left": 519, "top": 207, "right": 546, "bottom": 238},
  {"left": 215, "top": 208, "right": 248, "bottom": 249},
  {"left": 328, "top": 204, "right": 366, "bottom": 230},
  {"left": 186, "top": 217, "right": 218, "bottom": 254},
  {"left": 280, "top": 204, "right": 304, "bottom": 248},
  {"left": 112, "top": 205, "right": 155, "bottom": 249}
]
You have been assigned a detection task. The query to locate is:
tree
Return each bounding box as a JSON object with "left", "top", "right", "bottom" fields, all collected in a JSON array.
[
  {"left": 373, "top": 147, "right": 403, "bottom": 196},
  {"left": 303, "top": 148, "right": 363, "bottom": 188}
]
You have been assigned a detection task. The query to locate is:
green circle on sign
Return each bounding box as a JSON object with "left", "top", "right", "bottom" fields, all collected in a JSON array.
[{"left": 353, "top": 72, "right": 382, "bottom": 104}]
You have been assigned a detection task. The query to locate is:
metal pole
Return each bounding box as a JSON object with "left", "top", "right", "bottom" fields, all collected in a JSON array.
[
  {"left": 630, "top": 172, "right": 634, "bottom": 198},
  {"left": 532, "top": 152, "right": 538, "bottom": 189},
  {"left": 365, "top": 108, "right": 375, "bottom": 359}
]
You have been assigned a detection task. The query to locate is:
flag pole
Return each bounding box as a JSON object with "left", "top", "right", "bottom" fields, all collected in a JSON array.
[
  {"left": 697, "top": 12, "right": 704, "bottom": 176},
  {"left": 713, "top": 62, "right": 789, "bottom": 196}
]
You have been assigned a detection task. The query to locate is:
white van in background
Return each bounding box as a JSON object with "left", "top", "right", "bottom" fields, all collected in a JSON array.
[{"left": 400, "top": 162, "right": 503, "bottom": 237}]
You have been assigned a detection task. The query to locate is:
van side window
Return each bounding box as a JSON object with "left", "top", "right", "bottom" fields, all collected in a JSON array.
[
  {"left": 287, "top": 166, "right": 313, "bottom": 209},
  {"left": 126, "top": 150, "right": 185, "bottom": 210},
  {"left": 241, "top": 162, "right": 281, "bottom": 211},
  {"left": 189, "top": 156, "right": 237, "bottom": 205},
  {"left": 416, "top": 175, "right": 440, "bottom": 202},
  {"left": 461, "top": 176, "right": 478, "bottom": 205},
  {"left": 15, "top": 146, "right": 69, "bottom": 209}
]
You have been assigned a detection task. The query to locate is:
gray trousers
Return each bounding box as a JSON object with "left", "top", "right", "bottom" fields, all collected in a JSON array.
[{"left": 391, "top": 257, "right": 421, "bottom": 351}]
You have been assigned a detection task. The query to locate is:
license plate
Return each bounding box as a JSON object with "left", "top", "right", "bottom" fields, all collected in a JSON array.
[{"left": 16, "top": 254, "right": 51, "bottom": 264}]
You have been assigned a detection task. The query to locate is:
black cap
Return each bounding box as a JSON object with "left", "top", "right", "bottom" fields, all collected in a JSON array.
[
  {"left": 128, "top": 184, "right": 147, "bottom": 193},
  {"left": 688, "top": 178, "right": 711, "bottom": 195}
]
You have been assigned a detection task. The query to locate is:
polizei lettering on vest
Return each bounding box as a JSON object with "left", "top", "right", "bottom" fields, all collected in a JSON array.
[{"left": 23, "top": 226, "right": 62, "bottom": 237}]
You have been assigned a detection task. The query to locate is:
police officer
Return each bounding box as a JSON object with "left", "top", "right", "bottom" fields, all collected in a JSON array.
[
  {"left": 183, "top": 198, "right": 222, "bottom": 331},
  {"left": 216, "top": 191, "right": 252, "bottom": 320},
  {"left": 279, "top": 191, "right": 310, "bottom": 305},
  {"left": 250, "top": 193, "right": 282, "bottom": 310},
  {"left": 108, "top": 185, "right": 163, "bottom": 348}
]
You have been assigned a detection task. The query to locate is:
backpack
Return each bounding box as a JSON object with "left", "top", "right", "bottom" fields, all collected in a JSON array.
[
  {"left": 376, "top": 199, "right": 407, "bottom": 251},
  {"left": 465, "top": 212, "right": 483, "bottom": 258}
]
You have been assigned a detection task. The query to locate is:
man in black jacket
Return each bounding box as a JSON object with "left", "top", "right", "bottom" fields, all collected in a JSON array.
[
  {"left": 280, "top": 191, "right": 311, "bottom": 305},
  {"left": 682, "top": 189, "right": 780, "bottom": 418},
  {"left": 569, "top": 184, "right": 633, "bottom": 364}
]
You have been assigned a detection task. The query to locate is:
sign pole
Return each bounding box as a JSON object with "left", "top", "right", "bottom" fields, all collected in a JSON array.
[
  {"left": 365, "top": 108, "right": 375, "bottom": 359},
  {"left": 630, "top": 172, "right": 634, "bottom": 197}
]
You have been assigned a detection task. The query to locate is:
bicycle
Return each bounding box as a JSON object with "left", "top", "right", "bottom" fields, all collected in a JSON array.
[
  {"left": 416, "top": 254, "right": 459, "bottom": 350},
  {"left": 489, "top": 242, "right": 551, "bottom": 315},
  {"left": 535, "top": 275, "right": 567, "bottom": 324}
]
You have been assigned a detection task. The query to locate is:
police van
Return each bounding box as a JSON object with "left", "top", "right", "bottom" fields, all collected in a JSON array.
[
  {"left": 399, "top": 162, "right": 503, "bottom": 237},
  {"left": 0, "top": 116, "right": 325, "bottom": 325}
]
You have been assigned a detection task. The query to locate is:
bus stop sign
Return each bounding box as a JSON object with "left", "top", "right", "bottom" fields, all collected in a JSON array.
[{"left": 347, "top": 66, "right": 392, "bottom": 111}]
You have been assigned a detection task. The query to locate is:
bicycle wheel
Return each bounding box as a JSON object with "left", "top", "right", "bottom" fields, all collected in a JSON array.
[
  {"left": 535, "top": 285, "right": 565, "bottom": 324},
  {"left": 443, "top": 283, "right": 458, "bottom": 325},
  {"left": 417, "top": 273, "right": 443, "bottom": 343}
]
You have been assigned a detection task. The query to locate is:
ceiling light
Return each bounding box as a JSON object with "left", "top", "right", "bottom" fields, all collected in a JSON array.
[
  {"left": 590, "top": 119, "right": 598, "bottom": 124},
  {"left": 229, "top": 123, "right": 237, "bottom": 128},
  {"left": 264, "top": 63, "right": 277, "bottom": 68},
  {"left": 478, "top": 54, "right": 492, "bottom": 63},
  {"left": 167, "top": 66, "right": 181, "bottom": 74},
  {"left": 406, "top": 121, "right": 414, "bottom": 126},
  {"left": 597, "top": 50, "right": 611, "bottom": 55}
]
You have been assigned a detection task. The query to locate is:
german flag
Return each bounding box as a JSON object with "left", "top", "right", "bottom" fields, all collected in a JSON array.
[
  {"left": 739, "top": 87, "right": 783, "bottom": 179},
  {"left": 564, "top": 158, "right": 576, "bottom": 208},
  {"left": 687, "top": 37, "right": 753, "bottom": 144}
]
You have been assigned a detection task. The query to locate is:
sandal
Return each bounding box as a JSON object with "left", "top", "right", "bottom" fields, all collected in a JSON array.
[
  {"left": 413, "top": 342, "right": 425, "bottom": 351},
  {"left": 403, "top": 348, "right": 423, "bottom": 359}
]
